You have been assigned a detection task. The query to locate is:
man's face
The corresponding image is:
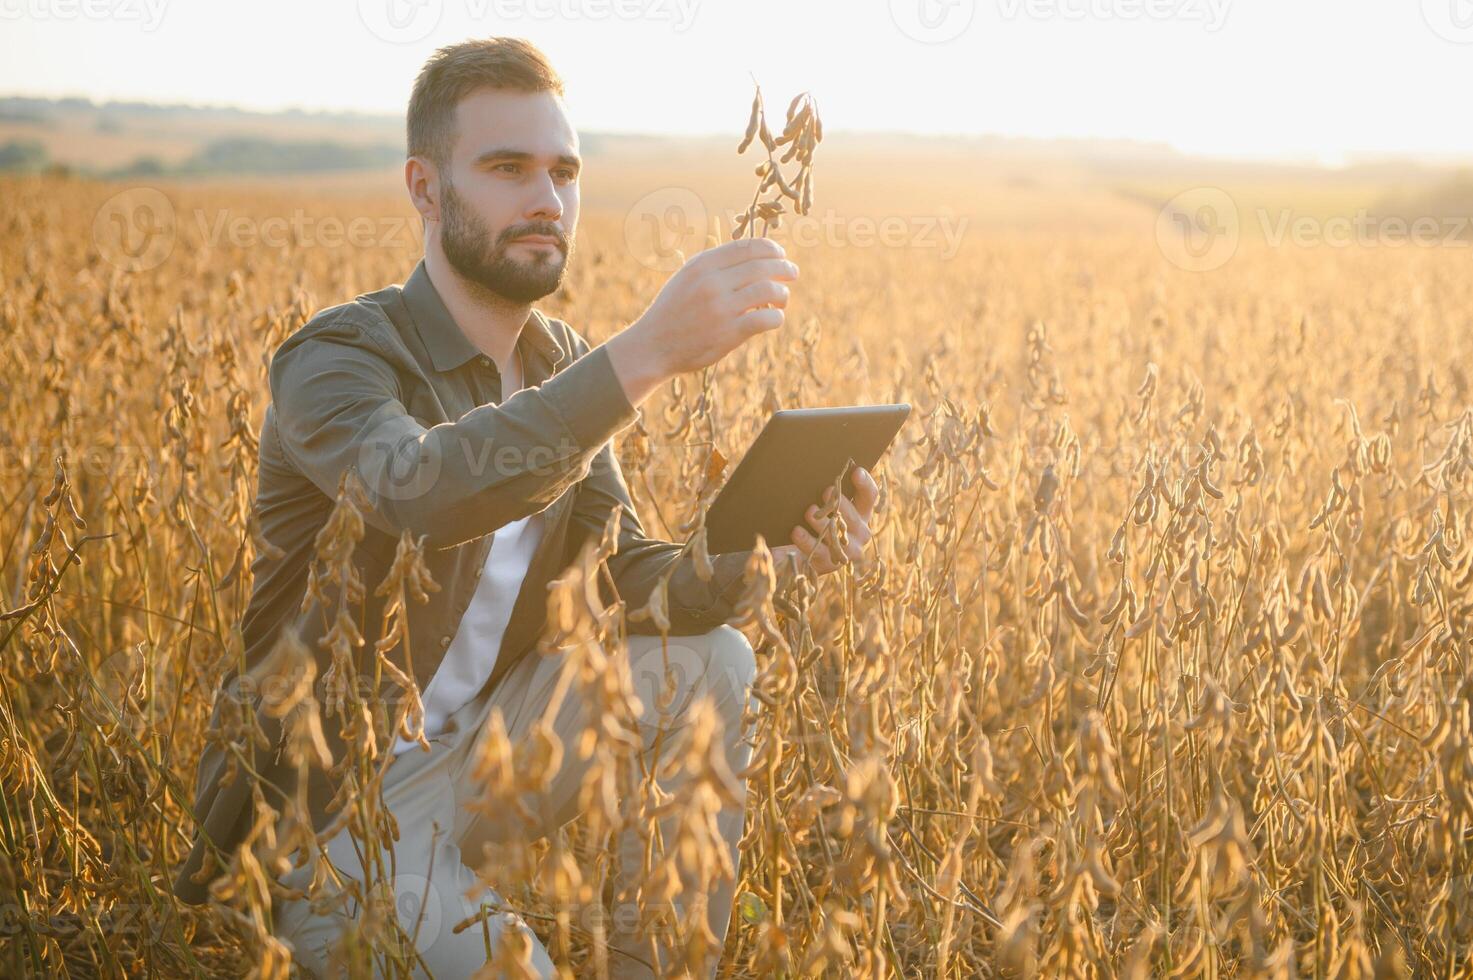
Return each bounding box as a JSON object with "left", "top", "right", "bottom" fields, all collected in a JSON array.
[{"left": 436, "top": 88, "right": 580, "bottom": 303}]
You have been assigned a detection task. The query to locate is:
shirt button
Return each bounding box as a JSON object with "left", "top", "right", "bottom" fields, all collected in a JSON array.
[
  {"left": 475, "top": 566, "right": 484, "bottom": 579},
  {"left": 478, "top": 355, "right": 493, "bottom": 368},
  {"left": 439, "top": 634, "right": 451, "bottom": 649}
]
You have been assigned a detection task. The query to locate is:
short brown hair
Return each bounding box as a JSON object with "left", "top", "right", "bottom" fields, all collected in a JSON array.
[{"left": 407, "top": 37, "right": 565, "bottom": 168}]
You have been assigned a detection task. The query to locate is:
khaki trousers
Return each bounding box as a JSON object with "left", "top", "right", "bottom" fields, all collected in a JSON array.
[{"left": 273, "top": 625, "right": 759, "bottom": 979}]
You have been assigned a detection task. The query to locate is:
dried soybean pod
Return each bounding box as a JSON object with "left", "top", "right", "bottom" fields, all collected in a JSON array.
[
  {"left": 785, "top": 103, "right": 811, "bottom": 138},
  {"left": 1057, "top": 579, "right": 1090, "bottom": 628},
  {"left": 772, "top": 168, "right": 800, "bottom": 204},
  {"left": 797, "top": 129, "right": 814, "bottom": 164},
  {"left": 777, "top": 104, "right": 810, "bottom": 146},
  {"left": 737, "top": 88, "right": 761, "bottom": 153},
  {"left": 786, "top": 91, "right": 804, "bottom": 122}
]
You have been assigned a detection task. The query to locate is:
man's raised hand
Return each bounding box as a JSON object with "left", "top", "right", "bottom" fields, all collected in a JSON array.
[{"left": 606, "top": 237, "right": 799, "bottom": 406}]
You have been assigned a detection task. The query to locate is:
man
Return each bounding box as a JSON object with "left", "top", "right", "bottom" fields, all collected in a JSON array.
[{"left": 171, "top": 37, "right": 880, "bottom": 978}]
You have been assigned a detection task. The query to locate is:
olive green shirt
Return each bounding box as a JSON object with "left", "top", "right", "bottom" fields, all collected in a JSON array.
[{"left": 173, "top": 259, "right": 770, "bottom": 904}]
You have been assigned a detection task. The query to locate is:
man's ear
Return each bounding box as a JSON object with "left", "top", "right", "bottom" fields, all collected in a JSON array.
[{"left": 405, "top": 156, "right": 441, "bottom": 224}]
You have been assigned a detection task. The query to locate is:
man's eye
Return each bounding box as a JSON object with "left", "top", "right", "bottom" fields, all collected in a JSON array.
[
  {"left": 555, "top": 169, "right": 577, "bottom": 181},
  {"left": 495, "top": 163, "right": 519, "bottom": 174}
]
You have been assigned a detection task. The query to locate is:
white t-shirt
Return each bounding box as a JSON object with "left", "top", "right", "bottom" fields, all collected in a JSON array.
[{"left": 391, "top": 346, "right": 541, "bottom": 755}]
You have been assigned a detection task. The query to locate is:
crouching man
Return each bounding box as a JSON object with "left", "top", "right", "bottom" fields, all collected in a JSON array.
[{"left": 172, "top": 36, "right": 879, "bottom": 979}]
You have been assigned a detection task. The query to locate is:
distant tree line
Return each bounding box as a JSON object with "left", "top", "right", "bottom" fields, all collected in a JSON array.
[{"left": 0, "top": 136, "right": 401, "bottom": 178}]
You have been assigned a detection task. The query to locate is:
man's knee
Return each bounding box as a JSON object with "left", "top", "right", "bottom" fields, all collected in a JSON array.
[
  {"left": 625, "top": 625, "right": 756, "bottom": 725},
  {"left": 703, "top": 624, "right": 757, "bottom": 700},
  {"left": 396, "top": 867, "right": 557, "bottom": 978}
]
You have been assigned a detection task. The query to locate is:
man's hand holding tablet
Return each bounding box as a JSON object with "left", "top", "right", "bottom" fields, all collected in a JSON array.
[
  {"left": 773, "top": 464, "right": 881, "bottom": 576},
  {"left": 701, "top": 403, "right": 911, "bottom": 576}
]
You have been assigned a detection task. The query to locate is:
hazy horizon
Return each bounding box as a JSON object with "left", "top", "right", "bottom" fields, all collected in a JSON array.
[{"left": 5, "top": 91, "right": 1472, "bottom": 172}]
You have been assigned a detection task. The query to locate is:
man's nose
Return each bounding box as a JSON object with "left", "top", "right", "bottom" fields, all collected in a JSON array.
[{"left": 525, "top": 174, "right": 563, "bottom": 221}]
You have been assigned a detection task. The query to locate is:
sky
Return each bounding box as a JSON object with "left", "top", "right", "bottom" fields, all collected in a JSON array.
[{"left": 1, "top": 0, "right": 1468, "bottom": 164}]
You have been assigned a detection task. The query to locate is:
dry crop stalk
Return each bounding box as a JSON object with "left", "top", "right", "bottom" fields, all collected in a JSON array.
[{"left": 733, "top": 82, "right": 821, "bottom": 240}]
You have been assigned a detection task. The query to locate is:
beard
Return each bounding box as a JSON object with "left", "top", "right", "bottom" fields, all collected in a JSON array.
[{"left": 439, "top": 177, "right": 572, "bottom": 304}]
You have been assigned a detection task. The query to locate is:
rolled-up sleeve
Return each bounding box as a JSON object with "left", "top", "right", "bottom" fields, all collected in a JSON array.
[{"left": 269, "top": 309, "right": 639, "bottom": 550}]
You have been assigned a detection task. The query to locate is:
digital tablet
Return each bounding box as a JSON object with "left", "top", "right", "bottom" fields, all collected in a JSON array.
[{"left": 704, "top": 404, "right": 912, "bottom": 555}]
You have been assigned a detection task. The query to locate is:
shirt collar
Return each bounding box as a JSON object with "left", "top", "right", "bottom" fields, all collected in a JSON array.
[{"left": 401, "top": 258, "right": 565, "bottom": 374}]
